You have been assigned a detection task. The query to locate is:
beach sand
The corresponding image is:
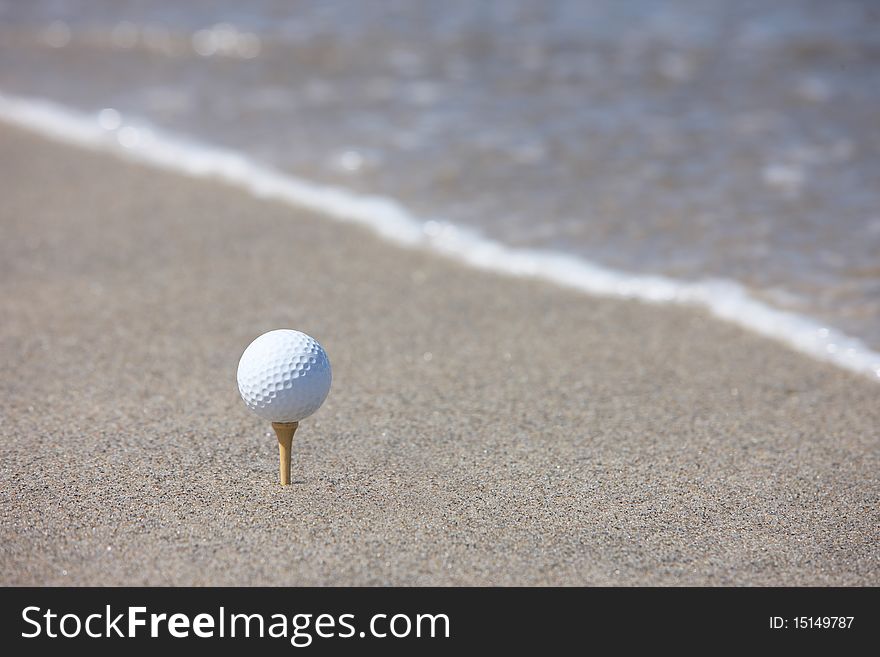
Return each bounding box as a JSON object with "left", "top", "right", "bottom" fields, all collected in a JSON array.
[{"left": 1, "top": 125, "right": 877, "bottom": 586}]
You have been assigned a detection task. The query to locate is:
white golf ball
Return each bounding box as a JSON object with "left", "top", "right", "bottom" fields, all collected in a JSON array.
[{"left": 237, "top": 329, "right": 332, "bottom": 423}]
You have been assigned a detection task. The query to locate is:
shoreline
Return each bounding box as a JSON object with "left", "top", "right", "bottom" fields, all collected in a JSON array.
[
  {"left": 1, "top": 91, "right": 878, "bottom": 382},
  {"left": 1, "top": 125, "right": 878, "bottom": 585}
]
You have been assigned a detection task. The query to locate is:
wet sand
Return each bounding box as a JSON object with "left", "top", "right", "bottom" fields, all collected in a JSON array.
[{"left": 1, "top": 126, "right": 877, "bottom": 585}]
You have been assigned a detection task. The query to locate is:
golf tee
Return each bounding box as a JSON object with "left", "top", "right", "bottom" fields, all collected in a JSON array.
[{"left": 272, "top": 421, "right": 299, "bottom": 486}]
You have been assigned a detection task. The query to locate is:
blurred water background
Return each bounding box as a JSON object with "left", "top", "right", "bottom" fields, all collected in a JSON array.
[{"left": 1, "top": 0, "right": 878, "bottom": 351}]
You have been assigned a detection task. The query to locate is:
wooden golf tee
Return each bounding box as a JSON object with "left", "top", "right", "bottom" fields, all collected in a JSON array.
[{"left": 272, "top": 421, "right": 299, "bottom": 486}]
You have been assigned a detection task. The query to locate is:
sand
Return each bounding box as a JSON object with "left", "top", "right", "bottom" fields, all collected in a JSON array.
[{"left": 0, "top": 126, "right": 877, "bottom": 586}]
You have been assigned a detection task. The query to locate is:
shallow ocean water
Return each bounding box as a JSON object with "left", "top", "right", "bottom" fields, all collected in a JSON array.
[{"left": 1, "top": 0, "right": 878, "bottom": 351}]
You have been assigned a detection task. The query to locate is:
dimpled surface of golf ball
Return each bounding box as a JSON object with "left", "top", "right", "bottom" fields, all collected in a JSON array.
[{"left": 237, "top": 329, "right": 332, "bottom": 423}]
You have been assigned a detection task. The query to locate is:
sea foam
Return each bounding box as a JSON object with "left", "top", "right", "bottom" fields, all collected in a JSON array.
[{"left": 1, "top": 91, "right": 877, "bottom": 382}]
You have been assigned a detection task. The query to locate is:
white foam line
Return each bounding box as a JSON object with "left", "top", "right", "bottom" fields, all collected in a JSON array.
[{"left": 1, "top": 91, "right": 878, "bottom": 382}]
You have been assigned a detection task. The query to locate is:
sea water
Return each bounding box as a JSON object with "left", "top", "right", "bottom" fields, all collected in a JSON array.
[{"left": 0, "top": 0, "right": 877, "bottom": 376}]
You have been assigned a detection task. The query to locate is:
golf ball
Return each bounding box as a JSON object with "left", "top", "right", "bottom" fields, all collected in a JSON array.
[{"left": 237, "top": 329, "right": 332, "bottom": 423}]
